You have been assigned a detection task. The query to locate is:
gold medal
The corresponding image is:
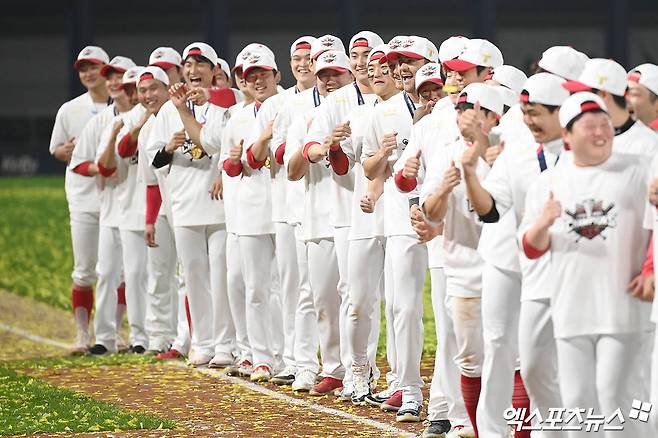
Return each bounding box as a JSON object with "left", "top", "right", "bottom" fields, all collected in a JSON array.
[
  {"left": 190, "top": 145, "right": 204, "bottom": 160},
  {"left": 264, "top": 156, "right": 271, "bottom": 169}
]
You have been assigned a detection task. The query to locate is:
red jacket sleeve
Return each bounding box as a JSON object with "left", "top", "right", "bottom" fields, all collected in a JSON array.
[
  {"left": 642, "top": 236, "right": 654, "bottom": 277},
  {"left": 72, "top": 161, "right": 93, "bottom": 176},
  {"left": 522, "top": 233, "right": 550, "bottom": 260},
  {"left": 145, "top": 185, "right": 162, "bottom": 225},
  {"left": 328, "top": 144, "right": 349, "bottom": 175},
  {"left": 246, "top": 146, "right": 267, "bottom": 170},
  {"left": 274, "top": 143, "right": 286, "bottom": 165},
  {"left": 223, "top": 159, "right": 243, "bottom": 177},
  {"left": 117, "top": 133, "right": 138, "bottom": 158},
  {"left": 97, "top": 162, "right": 116, "bottom": 177},
  {"left": 394, "top": 169, "right": 418, "bottom": 192},
  {"left": 208, "top": 87, "right": 237, "bottom": 108}
]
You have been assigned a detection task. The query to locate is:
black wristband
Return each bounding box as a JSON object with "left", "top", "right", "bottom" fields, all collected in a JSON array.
[
  {"left": 478, "top": 196, "right": 500, "bottom": 223},
  {"left": 152, "top": 146, "right": 173, "bottom": 168}
]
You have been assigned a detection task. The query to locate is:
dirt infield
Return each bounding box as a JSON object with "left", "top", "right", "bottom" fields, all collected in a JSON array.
[{"left": 1, "top": 290, "right": 436, "bottom": 437}]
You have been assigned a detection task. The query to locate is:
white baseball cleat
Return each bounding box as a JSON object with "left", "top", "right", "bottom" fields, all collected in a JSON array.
[{"left": 291, "top": 369, "right": 317, "bottom": 392}]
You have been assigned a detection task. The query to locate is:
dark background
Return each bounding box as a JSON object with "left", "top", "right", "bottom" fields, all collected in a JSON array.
[{"left": 1, "top": 0, "right": 657, "bottom": 175}]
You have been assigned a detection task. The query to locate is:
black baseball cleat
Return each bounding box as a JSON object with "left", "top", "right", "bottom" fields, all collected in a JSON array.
[
  {"left": 129, "top": 345, "right": 146, "bottom": 354},
  {"left": 421, "top": 420, "right": 452, "bottom": 437},
  {"left": 88, "top": 344, "right": 109, "bottom": 356}
]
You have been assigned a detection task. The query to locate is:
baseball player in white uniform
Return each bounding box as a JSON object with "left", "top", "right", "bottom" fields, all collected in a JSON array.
[
  {"left": 462, "top": 73, "right": 570, "bottom": 437},
  {"left": 68, "top": 56, "right": 137, "bottom": 355},
  {"left": 520, "top": 92, "right": 652, "bottom": 437},
  {"left": 287, "top": 49, "right": 357, "bottom": 396},
  {"left": 336, "top": 45, "right": 390, "bottom": 406},
  {"left": 201, "top": 47, "right": 255, "bottom": 375},
  {"left": 50, "top": 45, "right": 111, "bottom": 353},
  {"left": 421, "top": 83, "right": 504, "bottom": 437},
  {"left": 149, "top": 42, "right": 235, "bottom": 367},
  {"left": 237, "top": 48, "right": 289, "bottom": 382},
  {"left": 362, "top": 35, "right": 437, "bottom": 422},
  {"left": 627, "top": 63, "right": 658, "bottom": 127}
]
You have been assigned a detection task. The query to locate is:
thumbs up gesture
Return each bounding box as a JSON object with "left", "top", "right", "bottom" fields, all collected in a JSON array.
[
  {"left": 484, "top": 140, "right": 505, "bottom": 166},
  {"left": 540, "top": 191, "right": 562, "bottom": 228},
  {"left": 439, "top": 160, "right": 461, "bottom": 196},
  {"left": 403, "top": 149, "right": 422, "bottom": 179},
  {"left": 229, "top": 139, "right": 243, "bottom": 164}
]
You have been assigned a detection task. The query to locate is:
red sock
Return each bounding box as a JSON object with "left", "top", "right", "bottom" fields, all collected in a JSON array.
[
  {"left": 117, "top": 282, "right": 126, "bottom": 305},
  {"left": 71, "top": 285, "right": 94, "bottom": 316},
  {"left": 512, "top": 370, "right": 531, "bottom": 438},
  {"left": 184, "top": 294, "right": 192, "bottom": 334},
  {"left": 461, "top": 375, "right": 481, "bottom": 438}
]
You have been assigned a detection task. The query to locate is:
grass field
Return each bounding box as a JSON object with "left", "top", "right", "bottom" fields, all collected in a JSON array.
[
  {"left": 0, "top": 355, "right": 175, "bottom": 435},
  {"left": 0, "top": 175, "right": 437, "bottom": 357}
]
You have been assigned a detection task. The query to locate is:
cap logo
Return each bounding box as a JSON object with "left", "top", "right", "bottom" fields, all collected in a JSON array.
[
  {"left": 127, "top": 71, "right": 137, "bottom": 79},
  {"left": 597, "top": 75, "right": 608, "bottom": 87},
  {"left": 481, "top": 53, "right": 491, "bottom": 64},
  {"left": 401, "top": 38, "right": 415, "bottom": 49},
  {"left": 323, "top": 53, "right": 337, "bottom": 63},
  {"left": 422, "top": 65, "right": 438, "bottom": 76},
  {"left": 320, "top": 37, "right": 335, "bottom": 47},
  {"left": 388, "top": 38, "right": 403, "bottom": 50},
  {"left": 153, "top": 50, "right": 164, "bottom": 59},
  {"left": 247, "top": 54, "right": 261, "bottom": 64},
  {"left": 82, "top": 48, "right": 92, "bottom": 56},
  {"left": 111, "top": 58, "right": 121, "bottom": 65}
]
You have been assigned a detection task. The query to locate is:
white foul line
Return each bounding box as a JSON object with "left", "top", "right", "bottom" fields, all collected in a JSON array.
[
  {"left": 0, "top": 322, "right": 72, "bottom": 350},
  {"left": 0, "top": 322, "right": 415, "bottom": 437},
  {"left": 168, "top": 361, "right": 416, "bottom": 438}
]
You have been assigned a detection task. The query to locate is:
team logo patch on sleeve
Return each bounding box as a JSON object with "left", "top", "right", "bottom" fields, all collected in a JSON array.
[{"left": 566, "top": 199, "right": 616, "bottom": 241}]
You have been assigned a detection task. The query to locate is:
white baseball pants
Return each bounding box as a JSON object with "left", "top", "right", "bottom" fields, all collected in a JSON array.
[
  {"left": 239, "top": 234, "right": 276, "bottom": 368},
  {"left": 386, "top": 235, "right": 427, "bottom": 403},
  {"left": 445, "top": 295, "right": 483, "bottom": 378},
  {"left": 275, "top": 222, "right": 301, "bottom": 369},
  {"left": 346, "top": 237, "right": 384, "bottom": 372},
  {"left": 557, "top": 332, "right": 651, "bottom": 437},
  {"left": 478, "top": 264, "right": 522, "bottom": 437},
  {"left": 334, "top": 226, "right": 353, "bottom": 386},
  {"left": 518, "top": 298, "right": 562, "bottom": 438},
  {"left": 70, "top": 211, "right": 100, "bottom": 287},
  {"left": 94, "top": 225, "right": 123, "bottom": 350},
  {"left": 428, "top": 267, "right": 470, "bottom": 426},
  {"left": 307, "top": 238, "right": 343, "bottom": 379},
  {"left": 145, "top": 215, "right": 178, "bottom": 351},
  {"left": 171, "top": 269, "right": 191, "bottom": 355},
  {"left": 175, "top": 224, "right": 234, "bottom": 358},
  {"left": 120, "top": 229, "right": 149, "bottom": 348},
  {"left": 226, "top": 232, "right": 250, "bottom": 362},
  {"left": 294, "top": 236, "right": 320, "bottom": 373}
]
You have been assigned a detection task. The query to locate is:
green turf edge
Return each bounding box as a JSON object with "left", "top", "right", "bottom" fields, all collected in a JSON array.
[
  {"left": 0, "top": 364, "right": 176, "bottom": 436},
  {"left": 1, "top": 351, "right": 159, "bottom": 372}
]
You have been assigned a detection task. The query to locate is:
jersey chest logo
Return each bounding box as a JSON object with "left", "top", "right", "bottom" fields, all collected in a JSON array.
[{"left": 565, "top": 199, "right": 616, "bottom": 241}]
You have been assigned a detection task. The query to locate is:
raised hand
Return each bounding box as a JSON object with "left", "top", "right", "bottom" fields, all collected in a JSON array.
[
  {"left": 540, "top": 191, "right": 562, "bottom": 228},
  {"left": 169, "top": 83, "right": 190, "bottom": 109},
  {"left": 165, "top": 129, "right": 186, "bottom": 153},
  {"left": 439, "top": 160, "right": 461, "bottom": 195},
  {"left": 330, "top": 121, "right": 351, "bottom": 145},
  {"left": 403, "top": 149, "right": 422, "bottom": 179},
  {"left": 229, "top": 139, "right": 244, "bottom": 164},
  {"left": 484, "top": 140, "right": 505, "bottom": 166}
]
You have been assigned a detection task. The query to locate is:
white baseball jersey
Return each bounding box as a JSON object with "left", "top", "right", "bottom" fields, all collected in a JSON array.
[
  {"left": 395, "top": 96, "right": 459, "bottom": 268},
  {"left": 482, "top": 138, "right": 563, "bottom": 301},
  {"left": 477, "top": 105, "right": 535, "bottom": 273},
  {"left": 201, "top": 102, "right": 251, "bottom": 235},
  {"left": 116, "top": 105, "right": 148, "bottom": 231},
  {"left": 613, "top": 119, "right": 658, "bottom": 157},
  {"left": 421, "top": 138, "right": 491, "bottom": 296},
  {"left": 283, "top": 113, "right": 310, "bottom": 229},
  {"left": 520, "top": 151, "right": 651, "bottom": 338},
  {"left": 362, "top": 92, "right": 418, "bottom": 237},
  {"left": 148, "top": 100, "right": 227, "bottom": 227},
  {"left": 273, "top": 87, "right": 324, "bottom": 226},
  {"left": 94, "top": 111, "right": 131, "bottom": 228},
  {"left": 51, "top": 92, "right": 109, "bottom": 213},
  {"left": 306, "top": 82, "right": 377, "bottom": 148},
  {"left": 68, "top": 104, "right": 119, "bottom": 213},
  {"left": 139, "top": 115, "right": 173, "bottom": 226},
  {"left": 341, "top": 102, "right": 384, "bottom": 240}
]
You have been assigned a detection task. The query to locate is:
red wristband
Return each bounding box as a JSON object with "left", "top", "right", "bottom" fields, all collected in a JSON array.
[
  {"left": 395, "top": 169, "right": 418, "bottom": 192},
  {"left": 97, "top": 162, "right": 116, "bottom": 177},
  {"left": 522, "top": 234, "right": 549, "bottom": 259},
  {"left": 223, "top": 159, "right": 243, "bottom": 177}
]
